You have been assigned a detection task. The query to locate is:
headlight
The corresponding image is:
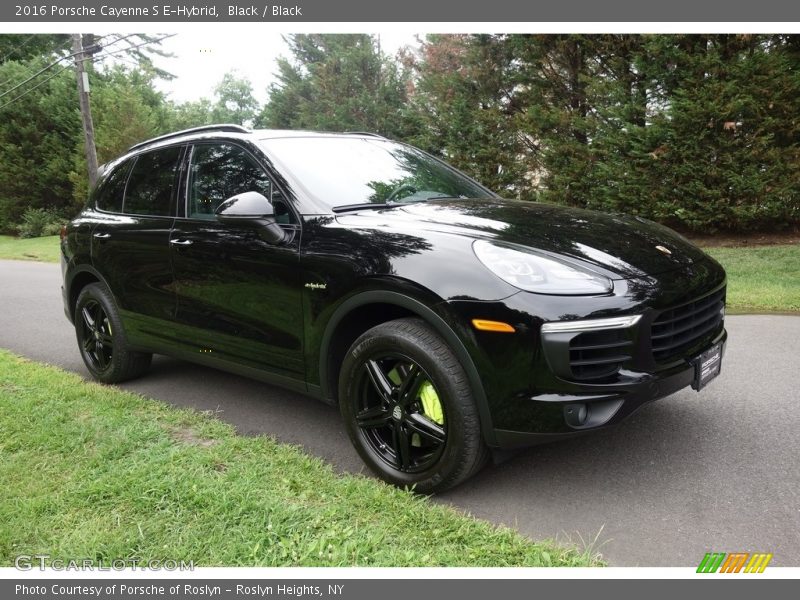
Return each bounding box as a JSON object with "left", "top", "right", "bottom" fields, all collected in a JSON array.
[{"left": 472, "top": 240, "right": 612, "bottom": 295}]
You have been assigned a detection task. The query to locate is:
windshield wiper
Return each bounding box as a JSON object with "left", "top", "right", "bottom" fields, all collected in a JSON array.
[
  {"left": 331, "top": 201, "right": 424, "bottom": 214},
  {"left": 332, "top": 203, "right": 395, "bottom": 213}
]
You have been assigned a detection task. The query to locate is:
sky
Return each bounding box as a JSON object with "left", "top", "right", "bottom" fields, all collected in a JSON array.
[{"left": 148, "top": 31, "right": 419, "bottom": 106}]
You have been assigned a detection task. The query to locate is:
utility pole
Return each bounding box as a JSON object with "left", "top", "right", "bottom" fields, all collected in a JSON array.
[{"left": 72, "top": 33, "right": 99, "bottom": 189}]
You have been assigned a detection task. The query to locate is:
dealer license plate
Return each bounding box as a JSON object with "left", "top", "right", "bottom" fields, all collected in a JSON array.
[{"left": 692, "top": 343, "right": 722, "bottom": 391}]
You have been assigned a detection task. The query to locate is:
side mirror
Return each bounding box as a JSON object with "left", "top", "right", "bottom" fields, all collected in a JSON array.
[{"left": 215, "top": 191, "right": 287, "bottom": 245}]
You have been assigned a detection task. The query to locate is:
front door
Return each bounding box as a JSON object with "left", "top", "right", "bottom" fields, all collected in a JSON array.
[{"left": 169, "top": 141, "right": 304, "bottom": 377}]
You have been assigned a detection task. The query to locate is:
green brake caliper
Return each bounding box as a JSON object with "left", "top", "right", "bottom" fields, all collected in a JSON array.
[
  {"left": 419, "top": 381, "right": 444, "bottom": 426},
  {"left": 387, "top": 367, "right": 444, "bottom": 447}
]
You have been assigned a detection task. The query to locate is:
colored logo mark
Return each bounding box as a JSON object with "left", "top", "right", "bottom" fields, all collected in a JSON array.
[{"left": 696, "top": 552, "right": 773, "bottom": 573}]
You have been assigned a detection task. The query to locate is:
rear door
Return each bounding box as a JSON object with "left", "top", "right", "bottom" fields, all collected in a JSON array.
[
  {"left": 169, "top": 141, "right": 305, "bottom": 377},
  {"left": 91, "top": 145, "right": 184, "bottom": 347}
]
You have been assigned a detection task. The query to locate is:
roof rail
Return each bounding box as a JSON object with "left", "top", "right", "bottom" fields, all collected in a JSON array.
[
  {"left": 343, "top": 131, "right": 386, "bottom": 139},
  {"left": 128, "top": 124, "right": 251, "bottom": 152}
]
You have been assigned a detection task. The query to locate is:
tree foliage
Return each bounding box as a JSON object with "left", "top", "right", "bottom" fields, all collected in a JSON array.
[
  {"left": 257, "top": 34, "right": 414, "bottom": 139},
  {"left": 211, "top": 72, "right": 258, "bottom": 125},
  {"left": 405, "top": 35, "right": 530, "bottom": 196},
  {"left": 0, "top": 57, "right": 80, "bottom": 228},
  {"left": 1, "top": 34, "right": 798, "bottom": 234},
  {"left": 411, "top": 34, "right": 800, "bottom": 231},
  {"left": 69, "top": 66, "right": 175, "bottom": 205},
  {"left": 0, "top": 34, "right": 71, "bottom": 64}
]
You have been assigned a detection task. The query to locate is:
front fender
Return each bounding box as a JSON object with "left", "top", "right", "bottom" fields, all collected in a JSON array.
[{"left": 315, "top": 288, "right": 498, "bottom": 447}]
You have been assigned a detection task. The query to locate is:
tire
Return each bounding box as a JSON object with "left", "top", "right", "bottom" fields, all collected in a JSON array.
[
  {"left": 74, "top": 282, "right": 152, "bottom": 384},
  {"left": 339, "top": 317, "right": 488, "bottom": 493}
]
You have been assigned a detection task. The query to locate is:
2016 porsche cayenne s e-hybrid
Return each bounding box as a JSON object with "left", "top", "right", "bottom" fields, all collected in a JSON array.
[{"left": 61, "top": 125, "right": 727, "bottom": 492}]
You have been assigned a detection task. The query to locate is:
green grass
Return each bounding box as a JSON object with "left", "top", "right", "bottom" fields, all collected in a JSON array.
[
  {"left": 0, "top": 235, "right": 60, "bottom": 263},
  {"left": 703, "top": 245, "right": 800, "bottom": 313},
  {"left": 0, "top": 350, "right": 601, "bottom": 567}
]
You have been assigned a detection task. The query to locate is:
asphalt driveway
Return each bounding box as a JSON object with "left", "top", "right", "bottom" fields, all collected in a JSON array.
[{"left": 1, "top": 259, "right": 798, "bottom": 566}]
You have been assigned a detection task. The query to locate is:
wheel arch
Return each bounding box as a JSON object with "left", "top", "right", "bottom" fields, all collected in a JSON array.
[
  {"left": 319, "top": 290, "right": 497, "bottom": 447},
  {"left": 66, "top": 266, "right": 111, "bottom": 323}
]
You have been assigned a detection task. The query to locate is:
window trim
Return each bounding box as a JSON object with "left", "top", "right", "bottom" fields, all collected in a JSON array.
[
  {"left": 94, "top": 142, "right": 187, "bottom": 219},
  {"left": 93, "top": 157, "right": 134, "bottom": 215},
  {"left": 121, "top": 142, "right": 186, "bottom": 219},
  {"left": 177, "top": 139, "right": 301, "bottom": 226}
]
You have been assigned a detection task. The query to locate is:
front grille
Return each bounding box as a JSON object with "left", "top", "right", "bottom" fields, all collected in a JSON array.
[
  {"left": 651, "top": 287, "right": 725, "bottom": 362},
  {"left": 569, "top": 329, "right": 633, "bottom": 381}
]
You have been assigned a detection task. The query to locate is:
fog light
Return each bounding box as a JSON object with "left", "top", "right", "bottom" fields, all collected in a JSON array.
[{"left": 564, "top": 403, "right": 589, "bottom": 427}]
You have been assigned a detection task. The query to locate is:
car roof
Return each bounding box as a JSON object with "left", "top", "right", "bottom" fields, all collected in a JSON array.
[{"left": 127, "top": 125, "right": 386, "bottom": 153}]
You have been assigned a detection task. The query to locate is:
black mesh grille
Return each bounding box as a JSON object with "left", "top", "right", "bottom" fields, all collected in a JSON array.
[
  {"left": 569, "top": 329, "right": 632, "bottom": 381},
  {"left": 651, "top": 287, "right": 725, "bottom": 363}
]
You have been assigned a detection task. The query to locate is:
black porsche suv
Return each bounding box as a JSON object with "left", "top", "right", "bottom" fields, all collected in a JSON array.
[{"left": 61, "top": 125, "right": 727, "bottom": 492}]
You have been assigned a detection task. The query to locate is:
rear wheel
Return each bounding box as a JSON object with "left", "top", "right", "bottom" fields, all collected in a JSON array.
[
  {"left": 339, "top": 318, "right": 488, "bottom": 493},
  {"left": 74, "top": 283, "right": 152, "bottom": 383}
]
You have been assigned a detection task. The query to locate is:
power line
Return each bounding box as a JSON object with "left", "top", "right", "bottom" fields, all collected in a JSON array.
[
  {"left": 97, "top": 52, "right": 144, "bottom": 70},
  {"left": 97, "top": 33, "right": 140, "bottom": 52},
  {"left": 0, "top": 48, "right": 82, "bottom": 100},
  {"left": 92, "top": 34, "right": 115, "bottom": 44},
  {"left": 0, "top": 37, "right": 73, "bottom": 91},
  {"left": 0, "top": 34, "right": 37, "bottom": 63},
  {"left": 93, "top": 34, "right": 176, "bottom": 62},
  {"left": 0, "top": 34, "right": 160, "bottom": 98},
  {"left": 0, "top": 33, "right": 177, "bottom": 112},
  {"left": 0, "top": 63, "right": 71, "bottom": 112}
]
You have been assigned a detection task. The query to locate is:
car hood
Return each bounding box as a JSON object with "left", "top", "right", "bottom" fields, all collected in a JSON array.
[{"left": 335, "top": 199, "right": 709, "bottom": 280}]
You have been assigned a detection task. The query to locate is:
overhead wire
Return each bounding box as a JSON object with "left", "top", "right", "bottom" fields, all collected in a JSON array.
[
  {"left": 0, "top": 48, "right": 82, "bottom": 100},
  {"left": 0, "top": 63, "right": 72, "bottom": 111},
  {"left": 0, "top": 34, "right": 177, "bottom": 112},
  {"left": 0, "top": 36, "right": 73, "bottom": 91}
]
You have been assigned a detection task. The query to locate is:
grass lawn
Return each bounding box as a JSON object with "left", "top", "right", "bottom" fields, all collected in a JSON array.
[
  {"left": 0, "top": 350, "right": 600, "bottom": 567},
  {"left": 703, "top": 245, "right": 800, "bottom": 313},
  {"left": 0, "top": 234, "right": 60, "bottom": 263}
]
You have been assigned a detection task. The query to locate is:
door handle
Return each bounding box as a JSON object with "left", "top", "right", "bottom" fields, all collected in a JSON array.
[
  {"left": 93, "top": 232, "right": 110, "bottom": 239},
  {"left": 170, "top": 239, "right": 193, "bottom": 246}
]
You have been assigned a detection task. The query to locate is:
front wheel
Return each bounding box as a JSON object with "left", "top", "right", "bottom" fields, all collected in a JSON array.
[
  {"left": 74, "top": 282, "right": 152, "bottom": 383},
  {"left": 339, "top": 318, "right": 488, "bottom": 493}
]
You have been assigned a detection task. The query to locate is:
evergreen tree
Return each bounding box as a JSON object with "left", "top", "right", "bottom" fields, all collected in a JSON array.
[
  {"left": 0, "top": 58, "right": 80, "bottom": 228},
  {"left": 69, "top": 65, "right": 174, "bottom": 205},
  {"left": 0, "top": 36, "right": 176, "bottom": 228},
  {"left": 1, "top": 33, "right": 798, "bottom": 233},
  {"left": 0, "top": 34, "right": 71, "bottom": 64},
  {"left": 258, "top": 34, "right": 412, "bottom": 139},
  {"left": 589, "top": 35, "right": 800, "bottom": 230},
  {"left": 407, "top": 35, "right": 530, "bottom": 198},
  {"left": 211, "top": 72, "right": 259, "bottom": 125},
  {"left": 170, "top": 97, "right": 214, "bottom": 130}
]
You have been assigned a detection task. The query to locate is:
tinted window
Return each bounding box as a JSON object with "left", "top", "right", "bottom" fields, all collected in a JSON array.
[
  {"left": 95, "top": 159, "right": 132, "bottom": 213},
  {"left": 187, "top": 143, "right": 275, "bottom": 219},
  {"left": 123, "top": 146, "right": 181, "bottom": 216},
  {"left": 259, "top": 137, "right": 492, "bottom": 209}
]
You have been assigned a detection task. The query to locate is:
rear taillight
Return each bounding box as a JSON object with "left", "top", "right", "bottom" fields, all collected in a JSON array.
[{"left": 60, "top": 225, "right": 67, "bottom": 241}]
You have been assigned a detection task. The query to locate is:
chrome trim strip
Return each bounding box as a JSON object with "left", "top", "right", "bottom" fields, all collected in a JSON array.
[{"left": 541, "top": 315, "right": 642, "bottom": 334}]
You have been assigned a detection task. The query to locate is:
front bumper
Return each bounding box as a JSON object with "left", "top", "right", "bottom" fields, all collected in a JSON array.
[
  {"left": 493, "top": 327, "right": 726, "bottom": 447},
  {"left": 443, "top": 258, "right": 728, "bottom": 448}
]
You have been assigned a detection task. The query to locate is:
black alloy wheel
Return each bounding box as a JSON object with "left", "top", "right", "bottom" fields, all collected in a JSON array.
[
  {"left": 339, "top": 318, "right": 488, "bottom": 493},
  {"left": 78, "top": 299, "right": 114, "bottom": 372},
  {"left": 355, "top": 354, "right": 447, "bottom": 474},
  {"left": 74, "top": 283, "right": 152, "bottom": 383}
]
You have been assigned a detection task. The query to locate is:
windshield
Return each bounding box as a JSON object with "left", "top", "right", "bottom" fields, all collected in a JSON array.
[{"left": 259, "top": 137, "right": 494, "bottom": 209}]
